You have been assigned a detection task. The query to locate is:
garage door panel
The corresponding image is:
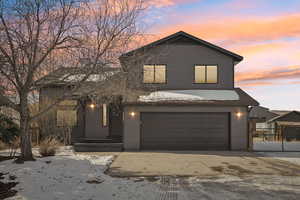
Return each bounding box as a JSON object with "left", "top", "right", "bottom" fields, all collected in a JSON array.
[{"left": 141, "top": 112, "right": 229, "bottom": 150}]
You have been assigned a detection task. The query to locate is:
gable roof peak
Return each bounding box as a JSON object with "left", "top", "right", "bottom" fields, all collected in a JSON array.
[{"left": 121, "top": 31, "right": 243, "bottom": 62}]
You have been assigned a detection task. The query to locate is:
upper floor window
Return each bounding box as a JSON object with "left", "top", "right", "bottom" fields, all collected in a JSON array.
[
  {"left": 194, "top": 65, "right": 218, "bottom": 84},
  {"left": 143, "top": 65, "right": 166, "bottom": 84}
]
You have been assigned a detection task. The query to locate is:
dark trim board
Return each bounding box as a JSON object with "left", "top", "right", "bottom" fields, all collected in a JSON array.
[{"left": 140, "top": 112, "right": 231, "bottom": 150}]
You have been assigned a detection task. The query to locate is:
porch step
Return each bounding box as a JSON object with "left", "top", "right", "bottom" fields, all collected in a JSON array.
[
  {"left": 76, "top": 138, "right": 122, "bottom": 143},
  {"left": 74, "top": 143, "right": 123, "bottom": 152}
]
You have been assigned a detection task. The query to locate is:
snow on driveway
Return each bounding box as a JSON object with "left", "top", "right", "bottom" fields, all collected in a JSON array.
[
  {"left": 0, "top": 148, "right": 158, "bottom": 200},
  {"left": 258, "top": 152, "right": 300, "bottom": 166},
  {"left": 253, "top": 141, "right": 300, "bottom": 152}
]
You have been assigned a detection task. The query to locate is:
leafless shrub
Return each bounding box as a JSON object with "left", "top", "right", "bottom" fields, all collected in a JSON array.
[
  {"left": 39, "top": 136, "right": 61, "bottom": 157},
  {"left": 8, "top": 136, "right": 20, "bottom": 158}
]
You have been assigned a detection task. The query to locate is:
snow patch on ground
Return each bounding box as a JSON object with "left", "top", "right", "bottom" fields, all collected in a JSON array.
[
  {"left": 258, "top": 152, "right": 300, "bottom": 166},
  {"left": 0, "top": 148, "right": 157, "bottom": 200},
  {"left": 139, "top": 90, "right": 239, "bottom": 102}
]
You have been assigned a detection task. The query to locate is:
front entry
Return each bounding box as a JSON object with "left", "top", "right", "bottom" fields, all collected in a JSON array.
[{"left": 85, "top": 104, "right": 109, "bottom": 139}]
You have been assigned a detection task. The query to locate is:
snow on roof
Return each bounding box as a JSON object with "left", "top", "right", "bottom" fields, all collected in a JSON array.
[
  {"left": 60, "top": 71, "right": 116, "bottom": 82},
  {"left": 138, "top": 90, "right": 239, "bottom": 102}
]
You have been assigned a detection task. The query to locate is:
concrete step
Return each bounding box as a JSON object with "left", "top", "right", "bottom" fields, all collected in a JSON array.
[
  {"left": 74, "top": 142, "right": 123, "bottom": 152},
  {"left": 75, "top": 137, "right": 122, "bottom": 143}
]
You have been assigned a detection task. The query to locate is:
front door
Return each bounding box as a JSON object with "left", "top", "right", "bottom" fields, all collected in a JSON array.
[{"left": 85, "top": 104, "right": 109, "bottom": 139}]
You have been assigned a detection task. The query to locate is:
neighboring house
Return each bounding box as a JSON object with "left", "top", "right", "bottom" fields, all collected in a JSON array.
[
  {"left": 249, "top": 106, "right": 279, "bottom": 134},
  {"left": 39, "top": 31, "right": 259, "bottom": 151},
  {"left": 270, "top": 110, "right": 291, "bottom": 116},
  {"left": 267, "top": 111, "right": 300, "bottom": 141}
]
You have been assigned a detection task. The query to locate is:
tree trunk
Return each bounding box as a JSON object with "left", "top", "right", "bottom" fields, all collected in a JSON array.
[{"left": 18, "top": 93, "right": 34, "bottom": 161}]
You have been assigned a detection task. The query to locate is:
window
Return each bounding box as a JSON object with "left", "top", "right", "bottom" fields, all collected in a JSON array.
[
  {"left": 143, "top": 65, "right": 166, "bottom": 83},
  {"left": 102, "top": 104, "right": 108, "bottom": 127},
  {"left": 57, "top": 110, "right": 77, "bottom": 127},
  {"left": 194, "top": 65, "right": 218, "bottom": 83},
  {"left": 57, "top": 100, "right": 77, "bottom": 127},
  {"left": 256, "top": 123, "right": 268, "bottom": 130}
]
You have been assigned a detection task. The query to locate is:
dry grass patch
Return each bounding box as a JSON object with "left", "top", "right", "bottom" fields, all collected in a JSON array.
[
  {"left": 39, "top": 137, "right": 61, "bottom": 157},
  {"left": 0, "top": 141, "right": 7, "bottom": 150}
]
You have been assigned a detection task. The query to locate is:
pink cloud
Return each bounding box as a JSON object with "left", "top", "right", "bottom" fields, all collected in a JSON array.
[
  {"left": 225, "top": 0, "right": 258, "bottom": 9},
  {"left": 236, "top": 65, "right": 300, "bottom": 82},
  {"left": 233, "top": 43, "right": 288, "bottom": 56},
  {"left": 157, "top": 14, "right": 300, "bottom": 43},
  {"left": 150, "top": 0, "right": 198, "bottom": 7},
  {"left": 237, "top": 81, "right": 275, "bottom": 87}
]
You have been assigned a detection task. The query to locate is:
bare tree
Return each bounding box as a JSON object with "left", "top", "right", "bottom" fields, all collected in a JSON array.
[{"left": 0, "top": 0, "right": 146, "bottom": 161}]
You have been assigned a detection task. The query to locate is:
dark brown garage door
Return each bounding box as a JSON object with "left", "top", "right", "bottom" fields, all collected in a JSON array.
[{"left": 141, "top": 112, "right": 230, "bottom": 150}]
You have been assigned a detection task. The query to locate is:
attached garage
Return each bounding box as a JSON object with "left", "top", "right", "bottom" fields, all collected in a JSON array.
[
  {"left": 140, "top": 112, "right": 230, "bottom": 150},
  {"left": 123, "top": 89, "right": 258, "bottom": 151}
]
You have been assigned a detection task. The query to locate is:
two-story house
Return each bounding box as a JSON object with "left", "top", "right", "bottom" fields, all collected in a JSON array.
[{"left": 39, "top": 31, "right": 259, "bottom": 151}]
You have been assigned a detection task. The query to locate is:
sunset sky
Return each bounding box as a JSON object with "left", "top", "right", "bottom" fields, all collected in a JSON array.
[{"left": 144, "top": 0, "right": 300, "bottom": 110}]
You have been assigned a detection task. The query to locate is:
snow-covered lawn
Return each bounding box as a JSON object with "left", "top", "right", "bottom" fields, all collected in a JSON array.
[
  {"left": 1, "top": 147, "right": 300, "bottom": 200},
  {"left": 0, "top": 147, "right": 158, "bottom": 200},
  {"left": 253, "top": 141, "right": 300, "bottom": 151}
]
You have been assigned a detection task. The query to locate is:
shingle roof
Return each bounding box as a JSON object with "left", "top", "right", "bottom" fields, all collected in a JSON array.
[
  {"left": 268, "top": 111, "right": 300, "bottom": 123},
  {"left": 36, "top": 66, "right": 121, "bottom": 87},
  {"left": 120, "top": 31, "right": 243, "bottom": 62}
]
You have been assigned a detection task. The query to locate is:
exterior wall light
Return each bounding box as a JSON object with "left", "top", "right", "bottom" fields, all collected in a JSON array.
[
  {"left": 89, "top": 103, "right": 95, "bottom": 109},
  {"left": 236, "top": 112, "right": 242, "bottom": 118},
  {"left": 129, "top": 112, "right": 136, "bottom": 117}
]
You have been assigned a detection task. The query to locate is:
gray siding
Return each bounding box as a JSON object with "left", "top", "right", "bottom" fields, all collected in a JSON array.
[
  {"left": 123, "top": 105, "right": 248, "bottom": 151},
  {"left": 125, "top": 38, "right": 235, "bottom": 90}
]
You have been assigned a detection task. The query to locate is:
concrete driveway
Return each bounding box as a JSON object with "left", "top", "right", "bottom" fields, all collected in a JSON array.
[{"left": 107, "top": 151, "right": 300, "bottom": 177}]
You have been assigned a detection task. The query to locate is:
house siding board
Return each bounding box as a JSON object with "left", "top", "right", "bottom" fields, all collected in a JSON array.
[
  {"left": 123, "top": 105, "right": 248, "bottom": 151},
  {"left": 125, "top": 41, "right": 235, "bottom": 90}
]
